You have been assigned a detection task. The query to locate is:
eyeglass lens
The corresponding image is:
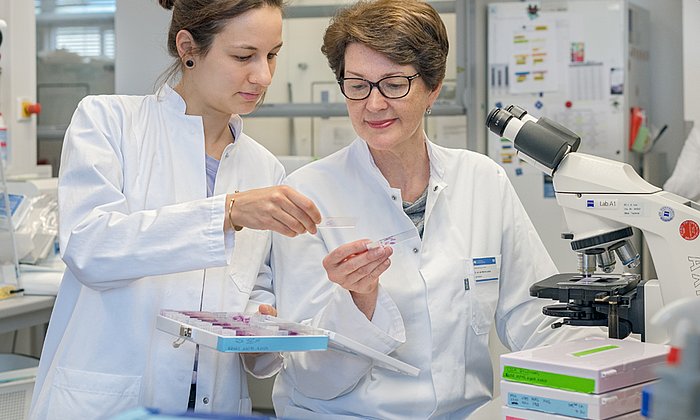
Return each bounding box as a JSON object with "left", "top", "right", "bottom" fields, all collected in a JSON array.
[{"left": 341, "top": 75, "right": 416, "bottom": 100}]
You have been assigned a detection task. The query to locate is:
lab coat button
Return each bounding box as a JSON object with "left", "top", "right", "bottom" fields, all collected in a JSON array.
[
  {"left": 202, "top": 397, "right": 209, "bottom": 404},
  {"left": 433, "top": 185, "right": 438, "bottom": 192},
  {"left": 224, "top": 152, "right": 230, "bottom": 158},
  {"left": 413, "top": 247, "right": 419, "bottom": 253},
  {"left": 391, "top": 195, "right": 397, "bottom": 201}
]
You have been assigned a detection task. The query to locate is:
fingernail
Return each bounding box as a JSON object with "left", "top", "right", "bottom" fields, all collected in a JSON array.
[{"left": 369, "top": 246, "right": 384, "bottom": 257}]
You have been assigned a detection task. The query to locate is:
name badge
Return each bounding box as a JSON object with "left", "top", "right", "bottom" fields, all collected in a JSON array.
[{"left": 464, "top": 255, "right": 501, "bottom": 290}]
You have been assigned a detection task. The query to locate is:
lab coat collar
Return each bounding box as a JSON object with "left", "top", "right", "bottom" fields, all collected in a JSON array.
[
  {"left": 351, "top": 134, "right": 448, "bottom": 188},
  {"left": 156, "top": 84, "right": 187, "bottom": 113},
  {"left": 351, "top": 138, "right": 392, "bottom": 189},
  {"left": 156, "top": 84, "right": 244, "bottom": 138},
  {"left": 425, "top": 140, "right": 447, "bottom": 182}
]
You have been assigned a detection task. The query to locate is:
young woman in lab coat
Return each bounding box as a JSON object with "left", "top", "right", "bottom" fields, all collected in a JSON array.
[
  {"left": 29, "top": 1, "right": 321, "bottom": 418},
  {"left": 271, "top": 1, "right": 592, "bottom": 418}
]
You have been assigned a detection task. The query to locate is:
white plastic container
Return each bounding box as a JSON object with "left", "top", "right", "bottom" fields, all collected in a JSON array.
[
  {"left": 647, "top": 297, "right": 700, "bottom": 419},
  {"left": 501, "top": 405, "right": 644, "bottom": 420},
  {"left": 500, "top": 337, "right": 667, "bottom": 394},
  {"left": 501, "top": 379, "right": 653, "bottom": 419}
]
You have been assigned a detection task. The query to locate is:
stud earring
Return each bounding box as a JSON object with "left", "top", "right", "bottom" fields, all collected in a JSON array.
[
  {"left": 425, "top": 106, "right": 432, "bottom": 115},
  {"left": 185, "top": 59, "right": 195, "bottom": 68}
]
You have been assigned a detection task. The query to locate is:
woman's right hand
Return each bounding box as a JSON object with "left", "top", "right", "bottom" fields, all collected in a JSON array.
[
  {"left": 322, "top": 240, "right": 393, "bottom": 319},
  {"left": 226, "top": 186, "right": 321, "bottom": 237}
]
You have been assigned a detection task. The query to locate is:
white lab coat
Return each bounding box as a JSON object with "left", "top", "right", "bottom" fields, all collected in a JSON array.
[
  {"left": 664, "top": 126, "right": 700, "bottom": 201},
  {"left": 30, "top": 85, "right": 283, "bottom": 419},
  {"left": 271, "top": 138, "right": 593, "bottom": 419}
]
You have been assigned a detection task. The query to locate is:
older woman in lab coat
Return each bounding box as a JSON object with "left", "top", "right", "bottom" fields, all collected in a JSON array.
[
  {"left": 29, "top": 1, "right": 320, "bottom": 419},
  {"left": 271, "top": 1, "right": 591, "bottom": 418}
]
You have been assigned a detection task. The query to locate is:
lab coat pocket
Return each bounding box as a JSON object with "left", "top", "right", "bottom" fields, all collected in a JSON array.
[
  {"left": 47, "top": 367, "right": 141, "bottom": 419},
  {"left": 467, "top": 255, "right": 501, "bottom": 335}
]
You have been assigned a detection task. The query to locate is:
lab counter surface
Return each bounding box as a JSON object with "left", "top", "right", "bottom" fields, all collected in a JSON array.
[{"left": 0, "top": 295, "right": 55, "bottom": 335}]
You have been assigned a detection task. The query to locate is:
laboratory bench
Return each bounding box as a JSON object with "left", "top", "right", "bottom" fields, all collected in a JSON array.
[{"left": 0, "top": 295, "right": 55, "bottom": 335}]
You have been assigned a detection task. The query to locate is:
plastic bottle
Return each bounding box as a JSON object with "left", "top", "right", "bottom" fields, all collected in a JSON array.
[
  {"left": 0, "top": 112, "right": 7, "bottom": 165},
  {"left": 646, "top": 297, "right": 700, "bottom": 419}
]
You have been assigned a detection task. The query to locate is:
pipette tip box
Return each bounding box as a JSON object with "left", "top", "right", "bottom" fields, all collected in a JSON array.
[
  {"left": 501, "top": 379, "right": 654, "bottom": 419},
  {"left": 500, "top": 337, "right": 668, "bottom": 394},
  {"left": 501, "top": 405, "right": 644, "bottom": 420}
]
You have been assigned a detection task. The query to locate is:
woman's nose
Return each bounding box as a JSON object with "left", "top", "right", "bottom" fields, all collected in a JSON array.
[
  {"left": 250, "top": 61, "right": 273, "bottom": 87},
  {"left": 365, "top": 87, "right": 388, "bottom": 111}
]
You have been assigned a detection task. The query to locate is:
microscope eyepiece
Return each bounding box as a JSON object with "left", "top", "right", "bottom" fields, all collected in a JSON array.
[
  {"left": 486, "top": 108, "right": 513, "bottom": 137},
  {"left": 505, "top": 104, "right": 528, "bottom": 119}
]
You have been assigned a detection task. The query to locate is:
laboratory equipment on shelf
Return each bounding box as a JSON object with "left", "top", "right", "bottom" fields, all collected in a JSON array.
[
  {"left": 0, "top": 18, "right": 19, "bottom": 287},
  {"left": 642, "top": 297, "right": 700, "bottom": 419},
  {"left": 499, "top": 337, "right": 666, "bottom": 419},
  {"left": 485, "top": 104, "right": 700, "bottom": 342},
  {"left": 0, "top": 152, "right": 21, "bottom": 287}
]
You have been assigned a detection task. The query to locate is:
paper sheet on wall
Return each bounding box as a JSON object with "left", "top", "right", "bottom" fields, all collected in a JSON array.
[
  {"left": 551, "top": 109, "right": 623, "bottom": 158},
  {"left": 569, "top": 62, "right": 605, "bottom": 101},
  {"left": 508, "top": 19, "right": 558, "bottom": 94}
]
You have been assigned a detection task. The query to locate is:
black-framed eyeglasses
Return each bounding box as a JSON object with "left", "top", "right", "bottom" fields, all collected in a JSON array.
[{"left": 338, "top": 73, "right": 421, "bottom": 100}]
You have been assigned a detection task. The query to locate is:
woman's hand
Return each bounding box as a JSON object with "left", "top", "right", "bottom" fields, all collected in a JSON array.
[
  {"left": 257, "top": 304, "right": 277, "bottom": 317},
  {"left": 241, "top": 304, "right": 279, "bottom": 358},
  {"left": 226, "top": 186, "right": 321, "bottom": 237},
  {"left": 322, "top": 240, "right": 393, "bottom": 319}
]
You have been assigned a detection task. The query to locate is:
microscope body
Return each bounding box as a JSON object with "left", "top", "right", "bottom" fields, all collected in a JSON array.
[
  {"left": 487, "top": 105, "right": 700, "bottom": 341},
  {"left": 555, "top": 151, "right": 700, "bottom": 305}
]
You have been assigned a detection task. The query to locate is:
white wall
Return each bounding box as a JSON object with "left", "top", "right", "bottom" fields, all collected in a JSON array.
[
  {"left": 0, "top": 1, "right": 49, "bottom": 178},
  {"left": 115, "top": 0, "right": 170, "bottom": 95},
  {"left": 683, "top": 0, "right": 700, "bottom": 130}
]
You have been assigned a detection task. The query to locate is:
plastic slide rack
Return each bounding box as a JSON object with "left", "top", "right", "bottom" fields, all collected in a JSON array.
[{"left": 157, "top": 310, "right": 420, "bottom": 376}]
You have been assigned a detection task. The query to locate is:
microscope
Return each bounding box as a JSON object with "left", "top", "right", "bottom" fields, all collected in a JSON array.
[{"left": 486, "top": 105, "right": 700, "bottom": 342}]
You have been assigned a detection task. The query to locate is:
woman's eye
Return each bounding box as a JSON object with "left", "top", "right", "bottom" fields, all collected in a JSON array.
[
  {"left": 234, "top": 55, "right": 252, "bottom": 61},
  {"left": 267, "top": 52, "right": 279, "bottom": 60}
]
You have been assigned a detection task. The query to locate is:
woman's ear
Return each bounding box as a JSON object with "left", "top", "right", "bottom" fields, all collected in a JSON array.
[
  {"left": 428, "top": 80, "right": 443, "bottom": 105},
  {"left": 175, "top": 29, "right": 196, "bottom": 61}
]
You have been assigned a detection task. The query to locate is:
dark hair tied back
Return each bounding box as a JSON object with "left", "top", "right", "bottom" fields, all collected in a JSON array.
[
  {"left": 155, "top": 0, "right": 284, "bottom": 88},
  {"left": 158, "top": 0, "right": 175, "bottom": 10}
]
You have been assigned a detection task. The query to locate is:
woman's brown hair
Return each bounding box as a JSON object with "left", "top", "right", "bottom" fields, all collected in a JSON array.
[{"left": 321, "top": 0, "right": 449, "bottom": 91}]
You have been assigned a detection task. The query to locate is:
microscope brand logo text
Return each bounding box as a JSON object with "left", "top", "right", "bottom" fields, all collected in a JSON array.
[{"left": 586, "top": 199, "right": 617, "bottom": 209}]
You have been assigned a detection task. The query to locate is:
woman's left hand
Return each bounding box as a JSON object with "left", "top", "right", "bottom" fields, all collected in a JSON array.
[{"left": 322, "top": 240, "right": 393, "bottom": 319}]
